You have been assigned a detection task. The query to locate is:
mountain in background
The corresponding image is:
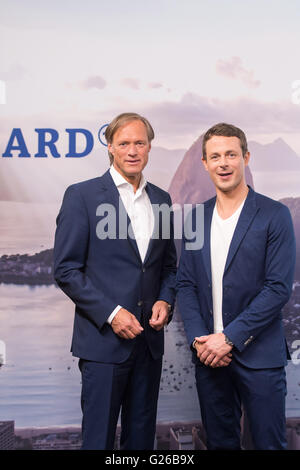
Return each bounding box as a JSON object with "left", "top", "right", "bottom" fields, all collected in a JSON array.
[
  {"left": 248, "top": 138, "right": 300, "bottom": 172},
  {"left": 280, "top": 197, "right": 300, "bottom": 279},
  {"left": 144, "top": 146, "right": 185, "bottom": 191},
  {"left": 0, "top": 146, "right": 185, "bottom": 203}
]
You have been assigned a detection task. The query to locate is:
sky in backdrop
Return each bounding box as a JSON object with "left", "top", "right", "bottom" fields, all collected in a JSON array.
[{"left": 1, "top": 0, "right": 300, "bottom": 152}]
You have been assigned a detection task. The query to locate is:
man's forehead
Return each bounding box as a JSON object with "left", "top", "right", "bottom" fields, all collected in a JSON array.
[
  {"left": 114, "top": 120, "right": 147, "bottom": 136},
  {"left": 206, "top": 135, "right": 242, "bottom": 151}
]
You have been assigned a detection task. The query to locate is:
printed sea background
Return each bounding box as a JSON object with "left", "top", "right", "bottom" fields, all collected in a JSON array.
[
  {"left": 0, "top": 284, "right": 200, "bottom": 427},
  {"left": 0, "top": 199, "right": 299, "bottom": 428},
  {"left": 0, "top": 283, "right": 299, "bottom": 428}
]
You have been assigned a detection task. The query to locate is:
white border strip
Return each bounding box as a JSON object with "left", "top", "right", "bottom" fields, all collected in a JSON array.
[{"left": 0, "top": 80, "right": 6, "bottom": 104}]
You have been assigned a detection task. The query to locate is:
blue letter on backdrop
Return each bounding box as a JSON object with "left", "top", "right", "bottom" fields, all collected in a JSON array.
[
  {"left": 65, "top": 129, "right": 94, "bottom": 157},
  {"left": 2, "top": 128, "right": 31, "bottom": 157},
  {"left": 34, "top": 128, "right": 60, "bottom": 158}
]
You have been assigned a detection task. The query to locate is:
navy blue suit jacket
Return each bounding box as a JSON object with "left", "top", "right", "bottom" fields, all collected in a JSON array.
[
  {"left": 177, "top": 187, "right": 296, "bottom": 369},
  {"left": 54, "top": 170, "right": 177, "bottom": 363}
]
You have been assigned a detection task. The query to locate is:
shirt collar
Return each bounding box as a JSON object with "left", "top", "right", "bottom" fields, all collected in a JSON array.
[{"left": 109, "top": 165, "right": 147, "bottom": 192}]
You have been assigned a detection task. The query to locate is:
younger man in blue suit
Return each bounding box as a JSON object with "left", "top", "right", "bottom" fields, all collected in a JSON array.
[
  {"left": 177, "top": 123, "right": 296, "bottom": 450},
  {"left": 54, "top": 113, "right": 176, "bottom": 449}
]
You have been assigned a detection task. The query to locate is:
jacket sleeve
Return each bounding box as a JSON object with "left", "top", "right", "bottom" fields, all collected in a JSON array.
[
  {"left": 157, "top": 195, "right": 177, "bottom": 315},
  {"left": 53, "top": 185, "right": 116, "bottom": 329},
  {"left": 223, "top": 204, "right": 296, "bottom": 352},
  {"left": 176, "top": 236, "right": 210, "bottom": 346}
]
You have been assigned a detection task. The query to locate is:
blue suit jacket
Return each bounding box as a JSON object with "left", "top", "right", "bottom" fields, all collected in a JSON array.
[
  {"left": 177, "top": 187, "right": 296, "bottom": 369},
  {"left": 54, "top": 170, "right": 177, "bottom": 363}
]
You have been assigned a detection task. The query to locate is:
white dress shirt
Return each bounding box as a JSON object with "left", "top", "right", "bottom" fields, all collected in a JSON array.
[
  {"left": 210, "top": 200, "right": 245, "bottom": 333},
  {"left": 106, "top": 165, "right": 154, "bottom": 323}
]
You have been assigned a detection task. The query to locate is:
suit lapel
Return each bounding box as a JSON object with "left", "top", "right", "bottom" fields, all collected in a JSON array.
[
  {"left": 97, "top": 170, "right": 119, "bottom": 206},
  {"left": 98, "top": 170, "right": 142, "bottom": 262},
  {"left": 143, "top": 183, "right": 161, "bottom": 265},
  {"left": 202, "top": 198, "right": 216, "bottom": 284},
  {"left": 224, "top": 187, "right": 259, "bottom": 274}
]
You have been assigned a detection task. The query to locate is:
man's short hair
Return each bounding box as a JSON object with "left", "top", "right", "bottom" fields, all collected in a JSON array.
[
  {"left": 202, "top": 122, "right": 248, "bottom": 160},
  {"left": 105, "top": 112, "right": 155, "bottom": 164}
]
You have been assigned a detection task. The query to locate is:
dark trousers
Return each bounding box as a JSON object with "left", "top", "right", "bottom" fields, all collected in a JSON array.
[
  {"left": 195, "top": 357, "right": 287, "bottom": 450},
  {"left": 79, "top": 333, "right": 162, "bottom": 450}
]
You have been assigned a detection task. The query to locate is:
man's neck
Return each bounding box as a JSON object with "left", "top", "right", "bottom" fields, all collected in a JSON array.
[
  {"left": 112, "top": 164, "right": 141, "bottom": 193},
  {"left": 215, "top": 184, "right": 249, "bottom": 220},
  {"left": 126, "top": 175, "right": 141, "bottom": 194}
]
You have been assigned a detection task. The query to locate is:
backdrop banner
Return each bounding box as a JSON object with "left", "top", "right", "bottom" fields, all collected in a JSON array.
[{"left": 0, "top": 0, "right": 299, "bottom": 451}]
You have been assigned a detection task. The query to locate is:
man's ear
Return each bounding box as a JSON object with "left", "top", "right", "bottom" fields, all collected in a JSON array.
[
  {"left": 244, "top": 151, "right": 250, "bottom": 167},
  {"left": 202, "top": 156, "right": 208, "bottom": 171},
  {"left": 108, "top": 143, "right": 114, "bottom": 156}
]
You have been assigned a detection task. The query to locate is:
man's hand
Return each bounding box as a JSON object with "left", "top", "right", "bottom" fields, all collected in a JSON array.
[
  {"left": 149, "top": 300, "right": 170, "bottom": 331},
  {"left": 194, "top": 333, "right": 233, "bottom": 368},
  {"left": 111, "top": 308, "right": 143, "bottom": 339}
]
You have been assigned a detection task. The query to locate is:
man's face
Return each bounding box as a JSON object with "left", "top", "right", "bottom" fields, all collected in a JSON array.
[
  {"left": 108, "top": 120, "right": 151, "bottom": 182},
  {"left": 202, "top": 135, "right": 250, "bottom": 194}
]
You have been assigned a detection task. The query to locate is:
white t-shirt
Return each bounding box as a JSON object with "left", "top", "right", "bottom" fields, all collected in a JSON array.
[{"left": 210, "top": 200, "right": 245, "bottom": 333}]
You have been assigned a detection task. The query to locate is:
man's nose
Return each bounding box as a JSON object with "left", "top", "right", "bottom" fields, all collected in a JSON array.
[
  {"left": 218, "top": 155, "right": 228, "bottom": 166},
  {"left": 128, "top": 144, "right": 137, "bottom": 156}
]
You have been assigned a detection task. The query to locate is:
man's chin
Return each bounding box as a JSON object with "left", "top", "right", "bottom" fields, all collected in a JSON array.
[
  {"left": 216, "top": 182, "right": 232, "bottom": 192},
  {"left": 124, "top": 164, "right": 145, "bottom": 176},
  {"left": 215, "top": 174, "right": 246, "bottom": 193},
  {"left": 124, "top": 169, "right": 142, "bottom": 178}
]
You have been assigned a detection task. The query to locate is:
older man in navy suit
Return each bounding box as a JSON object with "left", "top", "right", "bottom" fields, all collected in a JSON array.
[
  {"left": 177, "top": 123, "right": 296, "bottom": 450},
  {"left": 54, "top": 113, "right": 176, "bottom": 450}
]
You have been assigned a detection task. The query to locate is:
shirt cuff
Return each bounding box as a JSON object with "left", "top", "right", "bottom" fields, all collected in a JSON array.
[{"left": 107, "top": 305, "right": 122, "bottom": 324}]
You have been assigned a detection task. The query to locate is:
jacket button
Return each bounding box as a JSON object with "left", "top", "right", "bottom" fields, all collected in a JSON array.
[{"left": 137, "top": 300, "right": 143, "bottom": 306}]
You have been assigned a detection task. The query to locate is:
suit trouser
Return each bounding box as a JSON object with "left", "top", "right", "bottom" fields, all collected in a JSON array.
[
  {"left": 195, "top": 357, "right": 287, "bottom": 450},
  {"left": 79, "top": 333, "right": 162, "bottom": 450}
]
